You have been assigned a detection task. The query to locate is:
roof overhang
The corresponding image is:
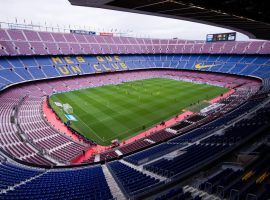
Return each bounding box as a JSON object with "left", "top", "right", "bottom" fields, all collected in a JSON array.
[{"left": 68, "top": 0, "right": 270, "bottom": 40}]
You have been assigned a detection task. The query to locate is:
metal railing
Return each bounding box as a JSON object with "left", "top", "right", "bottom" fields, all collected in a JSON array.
[{"left": 0, "top": 21, "right": 135, "bottom": 37}]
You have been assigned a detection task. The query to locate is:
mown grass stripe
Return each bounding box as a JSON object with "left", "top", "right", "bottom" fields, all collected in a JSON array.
[{"left": 49, "top": 78, "right": 228, "bottom": 145}]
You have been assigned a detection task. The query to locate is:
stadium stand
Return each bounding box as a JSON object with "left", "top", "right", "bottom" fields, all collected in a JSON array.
[
  {"left": 0, "top": 54, "right": 269, "bottom": 91},
  {"left": 144, "top": 143, "right": 231, "bottom": 178},
  {"left": 198, "top": 145, "right": 270, "bottom": 200},
  {"left": 0, "top": 161, "right": 113, "bottom": 200},
  {"left": 108, "top": 161, "right": 160, "bottom": 197},
  {"left": 154, "top": 187, "right": 195, "bottom": 200},
  {"left": 124, "top": 142, "right": 186, "bottom": 166},
  {"left": 0, "top": 161, "right": 42, "bottom": 191},
  {"left": 1, "top": 29, "right": 270, "bottom": 56},
  {"left": 144, "top": 105, "right": 270, "bottom": 178},
  {"left": 18, "top": 96, "right": 87, "bottom": 163}
]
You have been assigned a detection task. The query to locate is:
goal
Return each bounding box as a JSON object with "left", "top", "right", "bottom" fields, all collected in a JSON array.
[{"left": 63, "top": 104, "right": 73, "bottom": 114}]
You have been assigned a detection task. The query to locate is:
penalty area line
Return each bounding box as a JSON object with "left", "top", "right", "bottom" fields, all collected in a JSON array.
[{"left": 71, "top": 113, "right": 106, "bottom": 142}]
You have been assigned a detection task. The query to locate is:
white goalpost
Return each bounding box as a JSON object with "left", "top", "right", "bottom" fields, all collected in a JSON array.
[{"left": 63, "top": 103, "right": 73, "bottom": 114}]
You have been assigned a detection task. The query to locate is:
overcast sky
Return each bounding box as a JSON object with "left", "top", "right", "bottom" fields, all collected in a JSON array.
[{"left": 0, "top": 0, "right": 250, "bottom": 40}]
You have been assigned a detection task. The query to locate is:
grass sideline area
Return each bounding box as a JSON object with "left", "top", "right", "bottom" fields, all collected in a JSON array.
[{"left": 49, "top": 78, "right": 228, "bottom": 146}]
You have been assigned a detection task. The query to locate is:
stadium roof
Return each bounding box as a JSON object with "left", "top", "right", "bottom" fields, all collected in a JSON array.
[{"left": 68, "top": 0, "right": 270, "bottom": 40}]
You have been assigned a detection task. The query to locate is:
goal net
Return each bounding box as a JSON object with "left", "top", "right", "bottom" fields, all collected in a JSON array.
[{"left": 63, "top": 104, "right": 73, "bottom": 114}]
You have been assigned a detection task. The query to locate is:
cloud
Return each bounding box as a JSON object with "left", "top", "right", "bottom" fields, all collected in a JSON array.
[{"left": 0, "top": 0, "right": 249, "bottom": 40}]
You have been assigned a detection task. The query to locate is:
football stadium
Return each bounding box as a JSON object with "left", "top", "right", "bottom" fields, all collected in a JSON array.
[{"left": 0, "top": 0, "right": 270, "bottom": 199}]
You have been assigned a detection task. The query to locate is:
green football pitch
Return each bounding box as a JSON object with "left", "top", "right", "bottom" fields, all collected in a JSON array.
[{"left": 49, "top": 78, "right": 228, "bottom": 146}]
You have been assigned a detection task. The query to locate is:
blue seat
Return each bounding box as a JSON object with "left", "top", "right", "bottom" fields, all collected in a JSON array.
[{"left": 108, "top": 161, "right": 160, "bottom": 196}]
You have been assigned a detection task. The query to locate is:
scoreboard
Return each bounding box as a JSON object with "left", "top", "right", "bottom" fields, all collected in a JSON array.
[{"left": 206, "top": 32, "right": 236, "bottom": 42}]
